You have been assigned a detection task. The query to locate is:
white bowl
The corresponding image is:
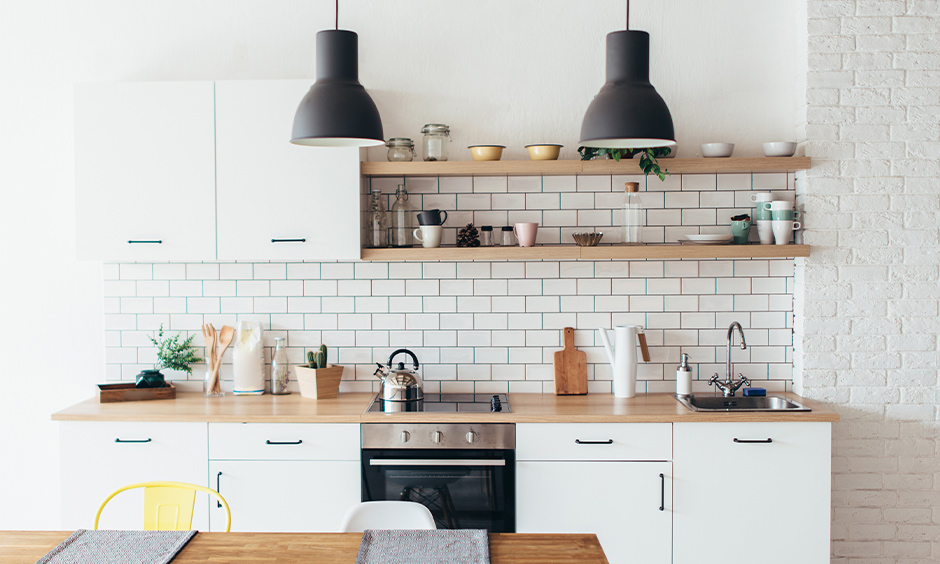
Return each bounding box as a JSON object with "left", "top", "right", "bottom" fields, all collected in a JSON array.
[
  {"left": 762, "top": 142, "right": 797, "bottom": 157},
  {"left": 701, "top": 143, "right": 734, "bottom": 158}
]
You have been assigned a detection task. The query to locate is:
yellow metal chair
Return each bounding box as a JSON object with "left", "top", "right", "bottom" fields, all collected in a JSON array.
[{"left": 94, "top": 481, "right": 231, "bottom": 532}]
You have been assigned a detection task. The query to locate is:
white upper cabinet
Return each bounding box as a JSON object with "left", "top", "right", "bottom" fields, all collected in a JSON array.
[
  {"left": 75, "top": 82, "right": 217, "bottom": 261},
  {"left": 215, "top": 80, "right": 361, "bottom": 261}
]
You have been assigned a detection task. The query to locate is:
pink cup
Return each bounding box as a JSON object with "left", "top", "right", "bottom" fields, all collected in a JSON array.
[{"left": 513, "top": 222, "right": 539, "bottom": 247}]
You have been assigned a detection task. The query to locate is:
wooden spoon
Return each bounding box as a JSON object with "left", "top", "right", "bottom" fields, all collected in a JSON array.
[{"left": 216, "top": 325, "right": 235, "bottom": 365}]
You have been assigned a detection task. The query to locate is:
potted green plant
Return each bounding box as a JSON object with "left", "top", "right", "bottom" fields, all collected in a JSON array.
[
  {"left": 295, "top": 344, "right": 344, "bottom": 399},
  {"left": 577, "top": 146, "right": 672, "bottom": 181},
  {"left": 139, "top": 324, "right": 203, "bottom": 388}
]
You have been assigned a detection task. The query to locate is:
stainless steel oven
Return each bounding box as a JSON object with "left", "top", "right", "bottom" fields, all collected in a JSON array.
[{"left": 361, "top": 423, "right": 515, "bottom": 532}]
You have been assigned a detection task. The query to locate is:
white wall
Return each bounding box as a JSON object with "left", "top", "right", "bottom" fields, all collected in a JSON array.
[{"left": 0, "top": 0, "right": 799, "bottom": 529}]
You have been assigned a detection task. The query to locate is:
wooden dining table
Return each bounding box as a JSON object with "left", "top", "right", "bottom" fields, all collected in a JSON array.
[{"left": 0, "top": 530, "right": 609, "bottom": 563}]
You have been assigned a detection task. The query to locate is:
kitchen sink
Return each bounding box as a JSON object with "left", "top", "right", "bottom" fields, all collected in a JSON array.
[{"left": 675, "top": 394, "right": 811, "bottom": 412}]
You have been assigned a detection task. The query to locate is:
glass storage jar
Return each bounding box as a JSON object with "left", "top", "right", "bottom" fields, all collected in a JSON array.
[
  {"left": 480, "top": 226, "right": 494, "bottom": 247},
  {"left": 386, "top": 138, "right": 416, "bottom": 162},
  {"left": 620, "top": 182, "right": 644, "bottom": 245},
  {"left": 271, "top": 337, "right": 290, "bottom": 395},
  {"left": 501, "top": 226, "right": 516, "bottom": 247},
  {"left": 367, "top": 189, "right": 389, "bottom": 248},
  {"left": 421, "top": 124, "right": 451, "bottom": 161},
  {"left": 389, "top": 184, "right": 415, "bottom": 247}
]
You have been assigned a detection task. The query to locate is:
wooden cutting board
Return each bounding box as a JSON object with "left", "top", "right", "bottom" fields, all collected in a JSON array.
[{"left": 553, "top": 327, "right": 588, "bottom": 395}]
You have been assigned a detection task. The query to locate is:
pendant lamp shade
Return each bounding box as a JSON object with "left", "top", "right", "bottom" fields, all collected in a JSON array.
[
  {"left": 579, "top": 30, "right": 675, "bottom": 149},
  {"left": 291, "top": 30, "right": 384, "bottom": 147}
]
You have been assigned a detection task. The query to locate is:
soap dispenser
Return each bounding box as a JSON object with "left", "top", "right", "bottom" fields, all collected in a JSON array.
[{"left": 676, "top": 353, "right": 692, "bottom": 397}]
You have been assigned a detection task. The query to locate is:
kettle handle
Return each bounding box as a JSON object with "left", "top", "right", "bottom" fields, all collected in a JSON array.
[{"left": 387, "top": 349, "right": 420, "bottom": 370}]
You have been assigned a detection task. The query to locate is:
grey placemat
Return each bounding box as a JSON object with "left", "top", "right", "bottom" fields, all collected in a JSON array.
[
  {"left": 35, "top": 529, "right": 197, "bottom": 564},
  {"left": 356, "top": 529, "right": 489, "bottom": 564}
]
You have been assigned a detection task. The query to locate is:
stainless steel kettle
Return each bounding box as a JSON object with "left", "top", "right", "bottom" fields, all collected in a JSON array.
[{"left": 374, "top": 349, "right": 423, "bottom": 403}]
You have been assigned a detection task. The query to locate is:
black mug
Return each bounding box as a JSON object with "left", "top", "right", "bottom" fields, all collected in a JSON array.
[{"left": 417, "top": 209, "right": 448, "bottom": 226}]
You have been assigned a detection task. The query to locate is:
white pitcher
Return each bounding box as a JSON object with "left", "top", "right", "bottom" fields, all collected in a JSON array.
[{"left": 598, "top": 325, "right": 644, "bottom": 398}]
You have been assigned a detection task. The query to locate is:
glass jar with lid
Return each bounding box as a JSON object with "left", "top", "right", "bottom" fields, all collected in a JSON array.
[
  {"left": 386, "top": 138, "right": 416, "bottom": 162},
  {"left": 389, "top": 184, "right": 415, "bottom": 247},
  {"left": 480, "top": 226, "right": 494, "bottom": 247},
  {"left": 421, "top": 124, "right": 451, "bottom": 161},
  {"left": 501, "top": 226, "right": 516, "bottom": 247}
]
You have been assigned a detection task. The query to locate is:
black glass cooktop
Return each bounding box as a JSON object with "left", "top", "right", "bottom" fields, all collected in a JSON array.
[{"left": 368, "top": 393, "right": 511, "bottom": 413}]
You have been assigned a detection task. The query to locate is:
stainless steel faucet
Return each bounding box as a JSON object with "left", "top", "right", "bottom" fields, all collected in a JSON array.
[{"left": 709, "top": 322, "right": 750, "bottom": 397}]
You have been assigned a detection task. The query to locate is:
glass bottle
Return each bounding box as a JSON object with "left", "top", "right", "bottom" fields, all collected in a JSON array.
[
  {"left": 386, "top": 138, "right": 416, "bottom": 162},
  {"left": 271, "top": 337, "right": 290, "bottom": 395},
  {"left": 621, "top": 182, "right": 644, "bottom": 245},
  {"left": 501, "top": 226, "right": 516, "bottom": 246},
  {"left": 421, "top": 124, "right": 451, "bottom": 161},
  {"left": 367, "top": 189, "right": 389, "bottom": 248},
  {"left": 480, "top": 225, "right": 494, "bottom": 247},
  {"left": 389, "top": 184, "right": 415, "bottom": 247}
]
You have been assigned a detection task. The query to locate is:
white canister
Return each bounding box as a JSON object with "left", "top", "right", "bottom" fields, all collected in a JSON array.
[
  {"left": 233, "top": 321, "right": 264, "bottom": 395},
  {"left": 676, "top": 353, "right": 693, "bottom": 397}
]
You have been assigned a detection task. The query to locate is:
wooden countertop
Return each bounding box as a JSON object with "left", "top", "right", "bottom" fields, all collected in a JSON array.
[
  {"left": 0, "top": 531, "right": 609, "bottom": 564},
  {"left": 52, "top": 392, "right": 839, "bottom": 423}
]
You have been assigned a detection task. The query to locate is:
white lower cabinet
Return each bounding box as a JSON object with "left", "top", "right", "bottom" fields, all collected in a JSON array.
[
  {"left": 673, "top": 422, "right": 831, "bottom": 564},
  {"left": 515, "top": 423, "right": 673, "bottom": 564},
  {"left": 208, "top": 423, "right": 360, "bottom": 532},
  {"left": 59, "top": 422, "right": 209, "bottom": 530}
]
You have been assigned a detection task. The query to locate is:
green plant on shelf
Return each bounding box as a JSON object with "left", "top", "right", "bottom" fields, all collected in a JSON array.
[
  {"left": 577, "top": 146, "right": 672, "bottom": 181},
  {"left": 148, "top": 324, "right": 203, "bottom": 374}
]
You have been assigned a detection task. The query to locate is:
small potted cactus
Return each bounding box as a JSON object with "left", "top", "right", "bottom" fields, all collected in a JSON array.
[{"left": 294, "top": 344, "right": 344, "bottom": 399}]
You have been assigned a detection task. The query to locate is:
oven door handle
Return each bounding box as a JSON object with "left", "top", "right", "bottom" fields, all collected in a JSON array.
[{"left": 369, "top": 459, "right": 506, "bottom": 467}]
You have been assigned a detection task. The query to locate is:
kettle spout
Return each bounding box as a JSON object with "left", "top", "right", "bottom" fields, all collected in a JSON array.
[{"left": 597, "top": 328, "right": 616, "bottom": 369}]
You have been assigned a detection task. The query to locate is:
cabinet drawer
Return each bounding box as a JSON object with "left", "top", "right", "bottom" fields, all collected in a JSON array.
[
  {"left": 517, "top": 423, "right": 671, "bottom": 461},
  {"left": 209, "top": 423, "right": 359, "bottom": 461}
]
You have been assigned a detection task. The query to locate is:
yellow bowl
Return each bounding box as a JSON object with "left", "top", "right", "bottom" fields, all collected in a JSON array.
[
  {"left": 525, "top": 144, "right": 563, "bottom": 160},
  {"left": 468, "top": 145, "right": 505, "bottom": 161}
]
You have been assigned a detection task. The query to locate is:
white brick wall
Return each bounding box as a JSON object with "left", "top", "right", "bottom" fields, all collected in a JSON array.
[
  {"left": 104, "top": 171, "right": 799, "bottom": 397},
  {"left": 797, "top": 1, "right": 940, "bottom": 561}
]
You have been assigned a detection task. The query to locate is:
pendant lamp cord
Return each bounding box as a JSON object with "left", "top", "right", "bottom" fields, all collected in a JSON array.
[
  {"left": 335, "top": 0, "right": 339, "bottom": 29},
  {"left": 626, "top": 0, "right": 630, "bottom": 30}
]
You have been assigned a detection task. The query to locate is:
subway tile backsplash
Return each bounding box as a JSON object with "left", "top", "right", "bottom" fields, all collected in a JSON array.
[{"left": 104, "top": 172, "right": 797, "bottom": 395}]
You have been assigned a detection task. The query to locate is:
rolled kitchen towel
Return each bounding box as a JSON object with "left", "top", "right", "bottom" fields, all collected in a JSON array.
[
  {"left": 35, "top": 529, "right": 196, "bottom": 564},
  {"left": 357, "top": 529, "right": 489, "bottom": 564}
]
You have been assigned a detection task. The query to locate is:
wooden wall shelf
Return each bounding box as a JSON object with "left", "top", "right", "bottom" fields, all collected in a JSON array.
[
  {"left": 360, "top": 157, "right": 811, "bottom": 178},
  {"left": 360, "top": 244, "right": 811, "bottom": 262}
]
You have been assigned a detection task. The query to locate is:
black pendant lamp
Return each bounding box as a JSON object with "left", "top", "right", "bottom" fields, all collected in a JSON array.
[
  {"left": 579, "top": 0, "right": 675, "bottom": 149},
  {"left": 291, "top": 0, "right": 384, "bottom": 147}
]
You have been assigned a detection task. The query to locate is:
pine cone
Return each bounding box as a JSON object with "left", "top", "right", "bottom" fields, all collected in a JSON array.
[{"left": 457, "top": 223, "right": 481, "bottom": 247}]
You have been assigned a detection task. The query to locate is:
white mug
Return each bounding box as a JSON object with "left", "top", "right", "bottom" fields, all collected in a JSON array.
[
  {"left": 757, "top": 219, "right": 774, "bottom": 245},
  {"left": 413, "top": 225, "right": 443, "bottom": 248},
  {"left": 750, "top": 192, "right": 774, "bottom": 203},
  {"left": 762, "top": 200, "right": 794, "bottom": 211},
  {"left": 772, "top": 220, "right": 801, "bottom": 245}
]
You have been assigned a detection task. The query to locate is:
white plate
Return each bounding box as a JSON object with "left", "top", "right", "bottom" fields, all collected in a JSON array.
[{"left": 679, "top": 234, "right": 734, "bottom": 245}]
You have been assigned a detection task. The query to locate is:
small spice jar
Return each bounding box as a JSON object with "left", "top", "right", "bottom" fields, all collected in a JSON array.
[
  {"left": 421, "top": 124, "right": 451, "bottom": 162},
  {"left": 480, "top": 226, "right": 494, "bottom": 247},
  {"left": 501, "top": 226, "right": 516, "bottom": 247},
  {"left": 386, "top": 138, "right": 416, "bottom": 162}
]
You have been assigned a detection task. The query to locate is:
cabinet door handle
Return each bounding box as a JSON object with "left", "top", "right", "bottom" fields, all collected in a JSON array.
[
  {"left": 127, "top": 240, "right": 162, "bottom": 244},
  {"left": 265, "top": 439, "right": 303, "bottom": 445},
  {"left": 271, "top": 238, "right": 306, "bottom": 243},
  {"left": 575, "top": 439, "right": 613, "bottom": 445},
  {"left": 216, "top": 471, "right": 222, "bottom": 508},
  {"left": 114, "top": 438, "right": 151, "bottom": 443},
  {"left": 659, "top": 473, "right": 665, "bottom": 511},
  {"left": 733, "top": 438, "right": 773, "bottom": 444}
]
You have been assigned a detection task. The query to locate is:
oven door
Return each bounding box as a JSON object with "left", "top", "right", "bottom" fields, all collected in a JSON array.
[{"left": 361, "top": 448, "right": 515, "bottom": 532}]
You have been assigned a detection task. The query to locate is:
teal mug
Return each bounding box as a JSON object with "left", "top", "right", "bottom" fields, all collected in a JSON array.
[
  {"left": 754, "top": 206, "right": 772, "bottom": 221},
  {"left": 730, "top": 220, "right": 751, "bottom": 244},
  {"left": 770, "top": 210, "right": 801, "bottom": 221}
]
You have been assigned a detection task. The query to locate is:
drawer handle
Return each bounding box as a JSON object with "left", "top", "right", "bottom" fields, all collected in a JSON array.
[
  {"left": 216, "top": 472, "right": 222, "bottom": 508},
  {"left": 115, "top": 438, "right": 151, "bottom": 443},
  {"left": 659, "top": 473, "right": 665, "bottom": 511},
  {"left": 733, "top": 438, "right": 773, "bottom": 444},
  {"left": 127, "top": 240, "right": 162, "bottom": 244},
  {"left": 575, "top": 439, "right": 613, "bottom": 445},
  {"left": 266, "top": 439, "right": 303, "bottom": 445},
  {"left": 271, "top": 238, "right": 306, "bottom": 243}
]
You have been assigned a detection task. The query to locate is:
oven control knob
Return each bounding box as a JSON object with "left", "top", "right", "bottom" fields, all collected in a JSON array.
[
  {"left": 400, "top": 431, "right": 410, "bottom": 444},
  {"left": 432, "top": 431, "right": 443, "bottom": 444},
  {"left": 466, "top": 431, "right": 478, "bottom": 444}
]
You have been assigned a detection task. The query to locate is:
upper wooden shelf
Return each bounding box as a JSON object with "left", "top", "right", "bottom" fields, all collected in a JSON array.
[
  {"left": 360, "top": 157, "right": 812, "bottom": 177},
  {"left": 361, "top": 244, "right": 811, "bottom": 262}
]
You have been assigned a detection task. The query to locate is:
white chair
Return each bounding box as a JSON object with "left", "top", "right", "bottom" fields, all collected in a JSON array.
[{"left": 340, "top": 501, "right": 437, "bottom": 532}]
